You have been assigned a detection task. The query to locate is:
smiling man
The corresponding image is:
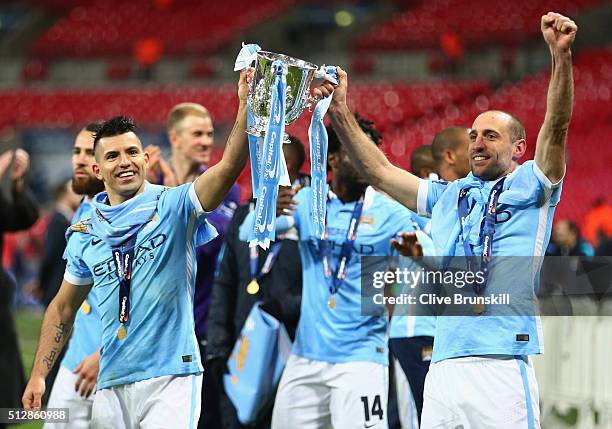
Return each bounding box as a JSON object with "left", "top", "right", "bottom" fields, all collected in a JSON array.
[
  {"left": 23, "top": 70, "right": 250, "bottom": 428},
  {"left": 312, "top": 11, "right": 577, "bottom": 428}
]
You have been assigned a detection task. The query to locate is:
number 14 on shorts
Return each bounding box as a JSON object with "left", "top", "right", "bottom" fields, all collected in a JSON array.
[{"left": 361, "top": 395, "right": 384, "bottom": 424}]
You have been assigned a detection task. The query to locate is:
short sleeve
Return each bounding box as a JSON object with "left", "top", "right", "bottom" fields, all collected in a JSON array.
[
  {"left": 63, "top": 234, "right": 92, "bottom": 286},
  {"left": 158, "top": 183, "right": 208, "bottom": 224},
  {"left": 532, "top": 161, "right": 563, "bottom": 206},
  {"left": 417, "top": 179, "right": 450, "bottom": 217}
]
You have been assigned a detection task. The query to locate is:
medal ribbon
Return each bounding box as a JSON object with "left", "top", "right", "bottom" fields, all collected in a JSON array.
[
  {"left": 251, "top": 60, "right": 287, "bottom": 249},
  {"left": 249, "top": 241, "right": 283, "bottom": 283},
  {"left": 112, "top": 234, "right": 138, "bottom": 324},
  {"left": 320, "top": 194, "right": 365, "bottom": 296},
  {"left": 309, "top": 66, "right": 337, "bottom": 239},
  {"left": 456, "top": 177, "right": 505, "bottom": 294}
]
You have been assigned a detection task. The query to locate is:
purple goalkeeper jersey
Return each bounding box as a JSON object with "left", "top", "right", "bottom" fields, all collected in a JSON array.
[{"left": 194, "top": 183, "right": 240, "bottom": 341}]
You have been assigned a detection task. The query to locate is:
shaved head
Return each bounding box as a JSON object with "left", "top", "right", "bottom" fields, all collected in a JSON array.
[
  {"left": 468, "top": 110, "right": 527, "bottom": 180},
  {"left": 476, "top": 110, "right": 526, "bottom": 143}
]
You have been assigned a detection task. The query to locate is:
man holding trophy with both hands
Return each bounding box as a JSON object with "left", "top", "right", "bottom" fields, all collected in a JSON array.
[{"left": 23, "top": 10, "right": 576, "bottom": 429}]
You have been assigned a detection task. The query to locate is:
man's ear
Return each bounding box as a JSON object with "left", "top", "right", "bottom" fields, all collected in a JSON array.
[
  {"left": 92, "top": 163, "right": 102, "bottom": 181},
  {"left": 513, "top": 139, "right": 527, "bottom": 161},
  {"left": 168, "top": 130, "right": 178, "bottom": 147},
  {"left": 444, "top": 149, "right": 455, "bottom": 165}
]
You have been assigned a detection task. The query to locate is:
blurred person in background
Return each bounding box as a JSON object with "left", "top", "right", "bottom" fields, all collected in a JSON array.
[
  {"left": 0, "top": 148, "right": 39, "bottom": 427},
  {"left": 147, "top": 102, "right": 240, "bottom": 429},
  {"left": 410, "top": 144, "right": 437, "bottom": 180},
  {"left": 582, "top": 197, "right": 612, "bottom": 255},
  {"left": 207, "top": 136, "right": 309, "bottom": 429},
  {"left": 44, "top": 121, "right": 105, "bottom": 429},
  {"left": 38, "top": 179, "right": 82, "bottom": 308},
  {"left": 430, "top": 126, "right": 471, "bottom": 183},
  {"left": 547, "top": 220, "right": 595, "bottom": 257}
]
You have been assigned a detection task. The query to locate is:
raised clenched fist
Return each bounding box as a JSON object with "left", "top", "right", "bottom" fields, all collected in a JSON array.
[{"left": 541, "top": 12, "right": 577, "bottom": 53}]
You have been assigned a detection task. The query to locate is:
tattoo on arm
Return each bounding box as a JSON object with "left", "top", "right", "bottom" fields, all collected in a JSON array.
[{"left": 42, "top": 323, "right": 70, "bottom": 370}]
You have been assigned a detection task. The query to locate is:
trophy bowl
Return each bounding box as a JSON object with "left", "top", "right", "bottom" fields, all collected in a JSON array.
[{"left": 247, "top": 51, "right": 318, "bottom": 139}]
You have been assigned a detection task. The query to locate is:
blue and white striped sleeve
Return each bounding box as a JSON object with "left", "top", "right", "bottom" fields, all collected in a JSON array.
[{"left": 417, "top": 179, "right": 450, "bottom": 217}]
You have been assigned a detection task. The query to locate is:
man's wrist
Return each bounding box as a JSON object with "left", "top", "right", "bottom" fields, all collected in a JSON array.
[{"left": 328, "top": 102, "right": 350, "bottom": 117}]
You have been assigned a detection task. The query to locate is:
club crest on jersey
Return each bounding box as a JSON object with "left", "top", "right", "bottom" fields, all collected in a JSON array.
[
  {"left": 142, "top": 213, "right": 159, "bottom": 232},
  {"left": 70, "top": 218, "right": 91, "bottom": 234},
  {"left": 360, "top": 214, "right": 375, "bottom": 226}
]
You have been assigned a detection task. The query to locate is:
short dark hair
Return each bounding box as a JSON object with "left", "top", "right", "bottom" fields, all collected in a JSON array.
[
  {"left": 431, "top": 126, "right": 469, "bottom": 165},
  {"left": 326, "top": 113, "right": 382, "bottom": 154},
  {"left": 411, "top": 144, "right": 435, "bottom": 177},
  {"left": 285, "top": 134, "right": 306, "bottom": 169},
  {"left": 93, "top": 116, "right": 138, "bottom": 151},
  {"left": 84, "top": 120, "right": 105, "bottom": 134}
]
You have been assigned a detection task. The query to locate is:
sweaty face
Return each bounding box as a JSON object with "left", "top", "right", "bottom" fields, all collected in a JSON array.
[
  {"left": 94, "top": 132, "right": 148, "bottom": 200},
  {"left": 173, "top": 115, "right": 214, "bottom": 165},
  {"left": 468, "top": 112, "right": 517, "bottom": 181},
  {"left": 72, "top": 130, "right": 105, "bottom": 196}
]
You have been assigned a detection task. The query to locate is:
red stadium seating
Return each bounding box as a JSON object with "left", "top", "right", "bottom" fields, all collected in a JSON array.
[
  {"left": 355, "top": 0, "right": 602, "bottom": 50},
  {"left": 380, "top": 48, "right": 612, "bottom": 223},
  {"left": 31, "top": 0, "right": 291, "bottom": 58},
  {"left": 1, "top": 49, "right": 610, "bottom": 221}
]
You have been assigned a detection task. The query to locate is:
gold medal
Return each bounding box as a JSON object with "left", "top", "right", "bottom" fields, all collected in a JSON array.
[
  {"left": 246, "top": 280, "right": 260, "bottom": 295},
  {"left": 472, "top": 303, "right": 486, "bottom": 314},
  {"left": 328, "top": 295, "right": 336, "bottom": 310},
  {"left": 117, "top": 324, "right": 127, "bottom": 341},
  {"left": 81, "top": 300, "right": 91, "bottom": 315}
]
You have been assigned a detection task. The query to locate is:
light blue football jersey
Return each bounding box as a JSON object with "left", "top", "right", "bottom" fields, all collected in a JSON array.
[
  {"left": 417, "top": 160, "right": 562, "bottom": 362},
  {"left": 290, "top": 186, "right": 418, "bottom": 366},
  {"left": 63, "top": 183, "right": 216, "bottom": 389},
  {"left": 60, "top": 199, "right": 104, "bottom": 372}
]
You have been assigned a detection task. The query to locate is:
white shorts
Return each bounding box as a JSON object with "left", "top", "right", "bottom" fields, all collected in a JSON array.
[
  {"left": 421, "top": 356, "right": 540, "bottom": 429},
  {"left": 91, "top": 373, "right": 202, "bottom": 429},
  {"left": 45, "top": 365, "right": 94, "bottom": 429},
  {"left": 271, "top": 354, "right": 388, "bottom": 429},
  {"left": 393, "top": 358, "right": 419, "bottom": 429}
]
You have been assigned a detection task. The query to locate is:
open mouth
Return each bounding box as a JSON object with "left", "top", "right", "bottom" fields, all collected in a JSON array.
[
  {"left": 116, "top": 170, "right": 137, "bottom": 180},
  {"left": 471, "top": 154, "right": 490, "bottom": 165}
]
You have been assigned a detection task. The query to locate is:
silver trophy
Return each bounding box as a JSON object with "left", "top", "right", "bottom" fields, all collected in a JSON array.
[{"left": 247, "top": 51, "right": 318, "bottom": 141}]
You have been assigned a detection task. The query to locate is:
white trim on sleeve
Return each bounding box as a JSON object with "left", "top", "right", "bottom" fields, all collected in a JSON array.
[
  {"left": 188, "top": 181, "right": 210, "bottom": 216},
  {"left": 533, "top": 161, "right": 564, "bottom": 189},
  {"left": 64, "top": 271, "right": 93, "bottom": 286},
  {"left": 417, "top": 179, "right": 430, "bottom": 217}
]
